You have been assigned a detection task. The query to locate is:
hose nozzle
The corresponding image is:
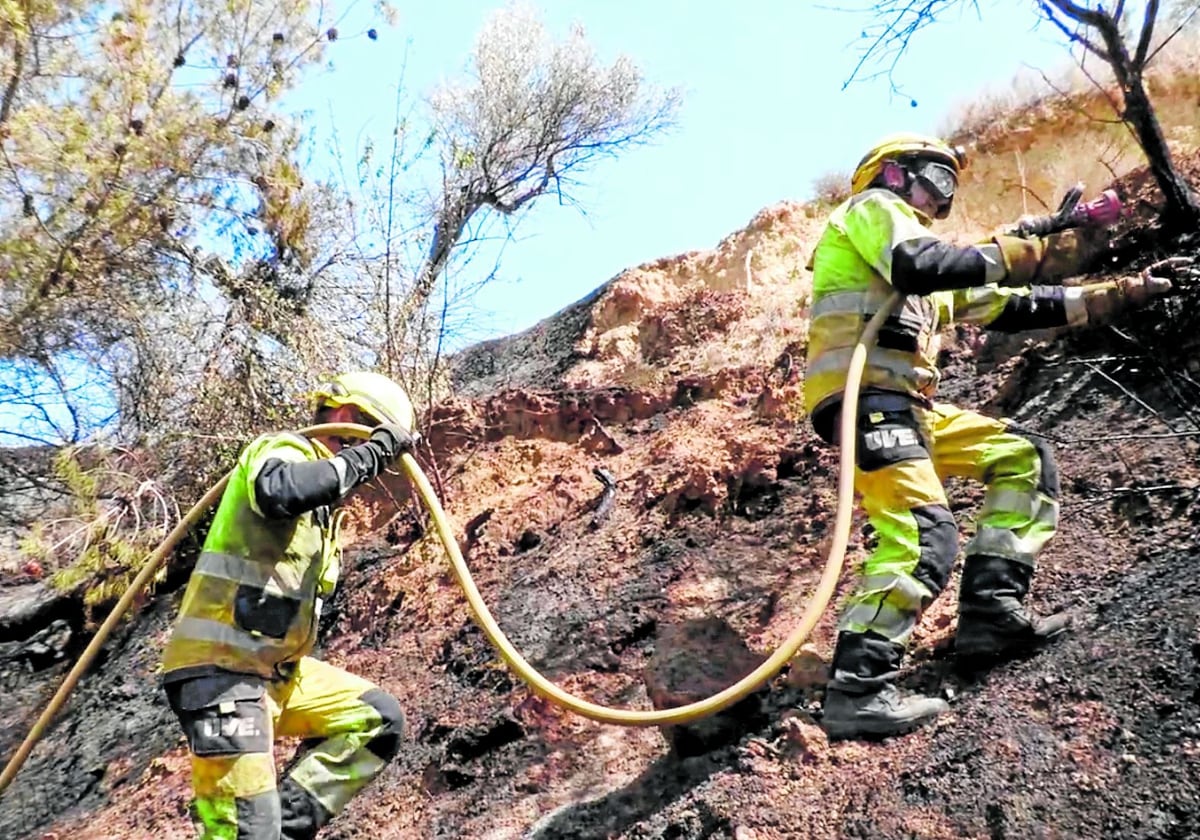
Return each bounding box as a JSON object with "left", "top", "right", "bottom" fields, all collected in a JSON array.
[
  {"left": 1071, "top": 188, "right": 1123, "bottom": 228},
  {"left": 1010, "top": 186, "right": 1124, "bottom": 238}
]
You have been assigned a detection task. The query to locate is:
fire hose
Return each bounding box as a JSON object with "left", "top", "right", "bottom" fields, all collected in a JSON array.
[
  {"left": 0, "top": 296, "right": 902, "bottom": 796},
  {"left": 0, "top": 178, "right": 1136, "bottom": 799}
]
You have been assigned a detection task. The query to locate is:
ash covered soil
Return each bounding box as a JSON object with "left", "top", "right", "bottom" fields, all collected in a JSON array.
[{"left": 2, "top": 202, "right": 1200, "bottom": 840}]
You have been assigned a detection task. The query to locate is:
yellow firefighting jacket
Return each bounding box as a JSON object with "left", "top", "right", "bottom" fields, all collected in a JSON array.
[
  {"left": 803, "top": 189, "right": 1096, "bottom": 417},
  {"left": 162, "top": 433, "right": 341, "bottom": 682}
]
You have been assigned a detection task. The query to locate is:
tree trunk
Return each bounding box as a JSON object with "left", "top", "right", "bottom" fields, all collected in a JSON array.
[
  {"left": 1088, "top": 9, "right": 1200, "bottom": 231},
  {"left": 1122, "top": 75, "right": 1200, "bottom": 230}
]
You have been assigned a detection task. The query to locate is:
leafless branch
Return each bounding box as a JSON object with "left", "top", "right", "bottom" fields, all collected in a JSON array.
[
  {"left": 1133, "top": 0, "right": 1158, "bottom": 69},
  {"left": 1145, "top": 4, "right": 1199, "bottom": 66},
  {"left": 1037, "top": 1, "right": 1113, "bottom": 62}
]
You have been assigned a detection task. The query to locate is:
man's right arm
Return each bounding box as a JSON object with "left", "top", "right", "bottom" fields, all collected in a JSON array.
[
  {"left": 840, "top": 191, "right": 1006, "bottom": 295},
  {"left": 948, "top": 272, "right": 1172, "bottom": 333},
  {"left": 252, "top": 425, "right": 416, "bottom": 520}
]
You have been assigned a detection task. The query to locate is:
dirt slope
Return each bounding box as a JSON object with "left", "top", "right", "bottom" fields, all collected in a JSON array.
[{"left": 3, "top": 168, "right": 1200, "bottom": 840}]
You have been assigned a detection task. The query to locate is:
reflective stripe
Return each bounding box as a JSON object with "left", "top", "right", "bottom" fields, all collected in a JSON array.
[
  {"left": 1036, "top": 497, "right": 1060, "bottom": 529},
  {"left": 859, "top": 573, "right": 932, "bottom": 607},
  {"left": 964, "top": 527, "right": 1039, "bottom": 565},
  {"left": 840, "top": 597, "right": 921, "bottom": 642},
  {"left": 979, "top": 489, "right": 1058, "bottom": 529},
  {"left": 838, "top": 572, "right": 930, "bottom": 643},
  {"left": 979, "top": 487, "right": 1039, "bottom": 520},
  {"left": 291, "top": 741, "right": 386, "bottom": 815},
  {"left": 811, "top": 291, "right": 926, "bottom": 332},
  {"left": 811, "top": 343, "right": 931, "bottom": 381},
  {"left": 195, "top": 552, "right": 274, "bottom": 588},
  {"left": 174, "top": 617, "right": 281, "bottom": 653}
]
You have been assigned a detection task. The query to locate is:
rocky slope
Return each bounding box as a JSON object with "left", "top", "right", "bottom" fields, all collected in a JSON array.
[{"left": 3, "top": 158, "right": 1200, "bottom": 839}]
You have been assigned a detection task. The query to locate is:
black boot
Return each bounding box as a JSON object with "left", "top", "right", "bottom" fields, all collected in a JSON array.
[
  {"left": 956, "top": 554, "right": 1071, "bottom": 662},
  {"left": 820, "top": 631, "right": 947, "bottom": 740}
]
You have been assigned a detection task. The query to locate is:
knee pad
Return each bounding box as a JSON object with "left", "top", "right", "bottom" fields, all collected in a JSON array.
[
  {"left": 360, "top": 688, "right": 405, "bottom": 761},
  {"left": 1014, "top": 432, "right": 1060, "bottom": 498},
  {"left": 911, "top": 504, "right": 959, "bottom": 596}
]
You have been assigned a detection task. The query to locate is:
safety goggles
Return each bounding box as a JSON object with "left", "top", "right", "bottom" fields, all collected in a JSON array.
[{"left": 910, "top": 159, "right": 958, "bottom": 202}]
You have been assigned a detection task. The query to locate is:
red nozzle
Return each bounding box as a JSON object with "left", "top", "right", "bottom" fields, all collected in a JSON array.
[{"left": 1075, "top": 189, "right": 1123, "bottom": 227}]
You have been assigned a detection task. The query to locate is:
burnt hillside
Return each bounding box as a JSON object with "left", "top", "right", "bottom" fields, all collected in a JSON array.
[{"left": 2, "top": 146, "right": 1200, "bottom": 839}]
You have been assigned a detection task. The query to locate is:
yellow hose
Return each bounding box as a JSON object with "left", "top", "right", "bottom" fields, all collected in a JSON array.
[{"left": 0, "top": 292, "right": 900, "bottom": 792}]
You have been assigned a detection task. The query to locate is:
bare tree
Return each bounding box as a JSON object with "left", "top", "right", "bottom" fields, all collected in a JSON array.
[
  {"left": 317, "top": 1, "right": 681, "bottom": 414},
  {"left": 838, "top": 0, "right": 1200, "bottom": 228},
  {"left": 401, "top": 1, "right": 680, "bottom": 362}
]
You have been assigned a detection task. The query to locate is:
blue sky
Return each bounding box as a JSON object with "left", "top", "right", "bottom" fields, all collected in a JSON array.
[{"left": 297, "top": 0, "right": 1071, "bottom": 343}]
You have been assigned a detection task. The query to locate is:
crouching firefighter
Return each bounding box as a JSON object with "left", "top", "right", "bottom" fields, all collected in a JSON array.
[
  {"left": 161, "top": 371, "right": 418, "bottom": 839},
  {"left": 804, "top": 133, "right": 1172, "bottom": 740}
]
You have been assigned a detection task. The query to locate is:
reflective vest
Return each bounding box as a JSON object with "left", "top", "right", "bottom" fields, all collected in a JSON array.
[
  {"left": 803, "top": 189, "right": 951, "bottom": 416},
  {"left": 162, "top": 433, "right": 341, "bottom": 681},
  {"left": 803, "top": 189, "right": 1100, "bottom": 418}
]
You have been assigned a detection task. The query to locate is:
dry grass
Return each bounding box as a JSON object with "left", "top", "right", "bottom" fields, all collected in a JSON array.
[{"left": 810, "top": 36, "right": 1200, "bottom": 240}]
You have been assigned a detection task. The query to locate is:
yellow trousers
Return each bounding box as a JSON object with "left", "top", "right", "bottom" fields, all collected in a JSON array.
[
  {"left": 166, "top": 657, "right": 404, "bottom": 840},
  {"left": 821, "top": 393, "right": 1059, "bottom": 691}
]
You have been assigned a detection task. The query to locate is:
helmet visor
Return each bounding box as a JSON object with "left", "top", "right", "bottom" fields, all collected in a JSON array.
[{"left": 913, "top": 160, "right": 958, "bottom": 202}]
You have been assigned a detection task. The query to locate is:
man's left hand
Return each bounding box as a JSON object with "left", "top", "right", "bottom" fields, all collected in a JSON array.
[{"left": 369, "top": 423, "right": 420, "bottom": 461}]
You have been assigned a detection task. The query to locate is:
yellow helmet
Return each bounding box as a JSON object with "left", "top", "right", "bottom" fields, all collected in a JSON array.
[
  {"left": 311, "top": 371, "right": 415, "bottom": 431},
  {"left": 851, "top": 133, "right": 968, "bottom": 195}
]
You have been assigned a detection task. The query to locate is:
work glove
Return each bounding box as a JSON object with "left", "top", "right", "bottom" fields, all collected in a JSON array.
[
  {"left": 991, "top": 234, "right": 1046, "bottom": 285},
  {"left": 334, "top": 424, "right": 420, "bottom": 493},
  {"left": 1010, "top": 184, "right": 1085, "bottom": 239},
  {"left": 1121, "top": 271, "right": 1174, "bottom": 306},
  {"left": 992, "top": 229, "right": 1095, "bottom": 286},
  {"left": 368, "top": 423, "right": 420, "bottom": 461},
  {"left": 1008, "top": 185, "right": 1122, "bottom": 239},
  {"left": 1083, "top": 261, "right": 1177, "bottom": 324}
]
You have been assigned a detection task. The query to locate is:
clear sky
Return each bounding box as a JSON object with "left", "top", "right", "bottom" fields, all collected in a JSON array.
[{"left": 295, "top": 0, "right": 1072, "bottom": 344}]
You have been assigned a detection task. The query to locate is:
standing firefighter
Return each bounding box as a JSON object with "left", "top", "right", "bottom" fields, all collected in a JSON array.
[
  {"left": 805, "top": 133, "right": 1171, "bottom": 740},
  {"left": 161, "top": 371, "right": 418, "bottom": 839}
]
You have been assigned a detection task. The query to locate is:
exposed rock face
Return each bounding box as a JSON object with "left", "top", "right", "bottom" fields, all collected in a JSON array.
[{"left": 449, "top": 201, "right": 823, "bottom": 398}]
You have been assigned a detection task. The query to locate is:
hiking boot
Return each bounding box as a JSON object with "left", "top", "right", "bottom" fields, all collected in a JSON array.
[
  {"left": 956, "top": 554, "right": 1071, "bottom": 664},
  {"left": 955, "top": 608, "right": 1071, "bottom": 660},
  {"left": 821, "top": 684, "right": 948, "bottom": 740},
  {"left": 822, "top": 630, "right": 947, "bottom": 739}
]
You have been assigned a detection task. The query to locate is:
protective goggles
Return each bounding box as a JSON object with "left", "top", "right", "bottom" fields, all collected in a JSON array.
[{"left": 910, "top": 159, "right": 958, "bottom": 202}]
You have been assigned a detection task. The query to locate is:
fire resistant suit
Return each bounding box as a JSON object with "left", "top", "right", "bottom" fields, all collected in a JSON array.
[
  {"left": 805, "top": 181, "right": 1165, "bottom": 737},
  {"left": 162, "top": 406, "right": 410, "bottom": 838}
]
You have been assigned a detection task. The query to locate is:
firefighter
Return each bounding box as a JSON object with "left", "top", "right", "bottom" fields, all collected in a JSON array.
[
  {"left": 161, "top": 371, "right": 417, "bottom": 838},
  {"left": 804, "top": 133, "right": 1171, "bottom": 739}
]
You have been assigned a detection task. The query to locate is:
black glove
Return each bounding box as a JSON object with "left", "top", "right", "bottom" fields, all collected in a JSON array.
[
  {"left": 1010, "top": 184, "right": 1084, "bottom": 239},
  {"left": 335, "top": 424, "right": 419, "bottom": 493},
  {"left": 368, "top": 423, "right": 419, "bottom": 460}
]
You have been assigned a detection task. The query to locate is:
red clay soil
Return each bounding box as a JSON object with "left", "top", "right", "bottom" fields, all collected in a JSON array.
[{"left": 2, "top": 174, "right": 1200, "bottom": 840}]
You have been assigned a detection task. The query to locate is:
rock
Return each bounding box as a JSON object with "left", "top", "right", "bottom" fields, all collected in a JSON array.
[
  {"left": 0, "top": 618, "right": 73, "bottom": 670},
  {"left": 0, "top": 582, "right": 70, "bottom": 643},
  {"left": 780, "top": 711, "right": 829, "bottom": 759},
  {"left": 643, "top": 616, "right": 768, "bottom": 756},
  {"left": 785, "top": 643, "right": 829, "bottom": 691},
  {"left": 516, "top": 529, "right": 543, "bottom": 552}
]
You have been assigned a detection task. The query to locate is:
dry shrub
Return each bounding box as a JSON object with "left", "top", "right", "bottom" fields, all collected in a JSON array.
[
  {"left": 811, "top": 170, "right": 852, "bottom": 207},
  {"left": 931, "top": 34, "right": 1200, "bottom": 239}
]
